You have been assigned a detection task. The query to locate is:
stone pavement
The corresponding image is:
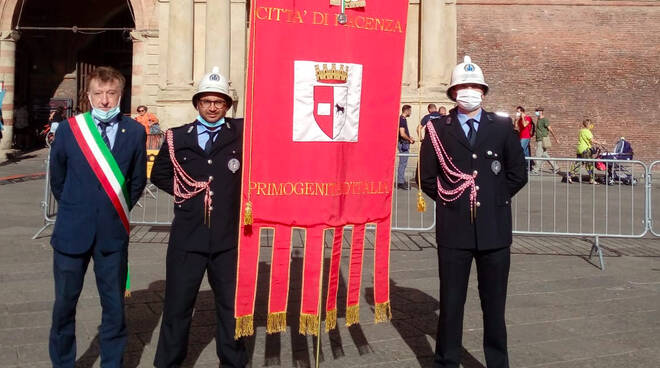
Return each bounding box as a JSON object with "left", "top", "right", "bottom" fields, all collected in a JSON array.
[{"left": 1, "top": 149, "right": 659, "bottom": 367}]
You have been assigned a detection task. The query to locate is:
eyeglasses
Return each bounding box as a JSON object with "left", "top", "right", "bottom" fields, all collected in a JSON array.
[
  {"left": 137, "top": 109, "right": 145, "bottom": 113},
  {"left": 198, "top": 99, "right": 227, "bottom": 109}
]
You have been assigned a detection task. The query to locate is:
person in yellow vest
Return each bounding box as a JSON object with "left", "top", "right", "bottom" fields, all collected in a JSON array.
[{"left": 567, "top": 118, "right": 605, "bottom": 184}]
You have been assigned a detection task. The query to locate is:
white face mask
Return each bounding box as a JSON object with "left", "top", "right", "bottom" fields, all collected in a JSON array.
[
  {"left": 455, "top": 88, "right": 483, "bottom": 112},
  {"left": 89, "top": 96, "right": 122, "bottom": 122},
  {"left": 516, "top": 112, "right": 522, "bottom": 118}
]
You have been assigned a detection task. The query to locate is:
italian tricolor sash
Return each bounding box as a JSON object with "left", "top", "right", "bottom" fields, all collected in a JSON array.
[{"left": 68, "top": 112, "right": 131, "bottom": 233}]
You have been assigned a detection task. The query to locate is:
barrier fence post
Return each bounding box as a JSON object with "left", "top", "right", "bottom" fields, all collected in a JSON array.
[
  {"left": 32, "top": 156, "right": 55, "bottom": 239},
  {"left": 588, "top": 235, "right": 605, "bottom": 271}
]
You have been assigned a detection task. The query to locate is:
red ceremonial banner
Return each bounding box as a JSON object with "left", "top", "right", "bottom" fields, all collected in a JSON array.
[{"left": 235, "top": 0, "right": 408, "bottom": 338}]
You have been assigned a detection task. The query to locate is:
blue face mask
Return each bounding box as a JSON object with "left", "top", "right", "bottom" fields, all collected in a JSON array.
[
  {"left": 197, "top": 115, "right": 225, "bottom": 128},
  {"left": 90, "top": 97, "right": 122, "bottom": 122}
]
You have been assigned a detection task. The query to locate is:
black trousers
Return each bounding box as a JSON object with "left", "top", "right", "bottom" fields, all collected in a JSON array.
[
  {"left": 433, "top": 246, "right": 510, "bottom": 368},
  {"left": 154, "top": 247, "right": 248, "bottom": 368}
]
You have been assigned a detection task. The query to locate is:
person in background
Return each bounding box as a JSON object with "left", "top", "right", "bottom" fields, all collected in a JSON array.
[
  {"left": 531, "top": 107, "right": 560, "bottom": 175},
  {"left": 134, "top": 105, "right": 160, "bottom": 135},
  {"left": 514, "top": 106, "right": 533, "bottom": 158},
  {"left": 397, "top": 104, "right": 414, "bottom": 190},
  {"left": 567, "top": 118, "right": 604, "bottom": 184}
]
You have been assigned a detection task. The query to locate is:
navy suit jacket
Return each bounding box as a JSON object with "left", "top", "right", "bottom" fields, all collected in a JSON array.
[{"left": 49, "top": 114, "right": 147, "bottom": 254}]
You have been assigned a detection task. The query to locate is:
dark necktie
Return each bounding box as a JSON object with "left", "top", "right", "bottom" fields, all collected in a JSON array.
[
  {"left": 205, "top": 130, "right": 219, "bottom": 154},
  {"left": 98, "top": 121, "right": 111, "bottom": 148},
  {"left": 466, "top": 119, "right": 477, "bottom": 147}
]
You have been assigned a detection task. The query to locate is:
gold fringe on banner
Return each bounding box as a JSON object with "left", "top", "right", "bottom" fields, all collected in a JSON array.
[
  {"left": 299, "top": 313, "right": 320, "bottom": 336},
  {"left": 235, "top": 315, "right": 254, "bottom": 339},
  {"left": 325, "top": 308, "right": 337, "bottom": 332},
  {"left": 266, "top": 312, "right": 287, "bottom": 334},
  {"left": 243, "top": 201, "right": 253, "bottom": 225},
  {"left": 345, "top": 304, "right": 360, "bottom": 326},
  {"left": 374, "top": 301, "right": 392, "bottom": 323}
]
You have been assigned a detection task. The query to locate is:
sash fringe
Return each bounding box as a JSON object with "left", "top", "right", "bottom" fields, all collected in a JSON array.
[
  {"left": 235, "top": 315, "right": 254, "bottom": 339},
  {"left": 325, "top": 309, "right": 337, "bottom": 332},
  {"left": 345, "top": 304, "right": 360, "bottom": 326},
  {"left": 374, "top": 301, "right": 392, "bottom": 323},
  {"left": 299, "top": 313, "right": 320, "bottom": 336},
  {"left": 266, "top": 312, "right": 287, "bottom": 334}
]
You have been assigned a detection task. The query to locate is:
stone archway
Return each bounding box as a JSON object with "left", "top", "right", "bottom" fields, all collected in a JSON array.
[{"left": 0, "top": 0, "right": 150, "bottom": 157}]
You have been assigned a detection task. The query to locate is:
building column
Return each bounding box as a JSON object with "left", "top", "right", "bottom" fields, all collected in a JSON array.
[
  {"left": 419, "top": 0, "right": 456, "bottom": 96},
  {"left": 0, "top": 31, "right": 17, "bottom": 158},
  {"left": 229, "top": 0, "right": 247, "bottom": 118},
  {"left": 130, "top": 31, "right": 147, "bottom": 114},
  {"left": 206, "top": 0, "right": 231, "bottom": 77},
  {"left": 401, "top": 1, "right": 420, "bottom": 95},
  {"left": 167, "top": 0, "right": 194, "bottom": 86},
  {"left": 157, "top": 0, "right": 196, "bottom": 129}
]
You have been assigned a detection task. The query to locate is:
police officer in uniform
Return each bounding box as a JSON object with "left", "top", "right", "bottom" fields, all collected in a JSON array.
[
  {"left": 420, "top": 56, "right": 527, "bottom": 368},
  {"left": 151, "top": 67, "right": 248, "bottom": 367}
]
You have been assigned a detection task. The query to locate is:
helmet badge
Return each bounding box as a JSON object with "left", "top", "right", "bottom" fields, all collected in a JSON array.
[
  {"left": 464, "top": 64, "right": 475, "bottom": 72},
  {"left": 209, "top": 74, "right": 220, "bottom": 81}
]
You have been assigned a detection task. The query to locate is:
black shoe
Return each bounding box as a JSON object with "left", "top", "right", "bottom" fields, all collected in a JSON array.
[{"left": 397, "top": 183, "right": 409, "bottom": 190}]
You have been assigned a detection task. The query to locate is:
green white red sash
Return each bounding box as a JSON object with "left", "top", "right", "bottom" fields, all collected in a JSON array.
[{"left": 68, "top": 112, "right": 130, "bottom": 233}]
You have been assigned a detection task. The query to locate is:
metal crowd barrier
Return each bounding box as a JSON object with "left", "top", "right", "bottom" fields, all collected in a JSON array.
[
  {"left": 33, "top": 150, "right": 659, "bottom": 269},
  {"left": 513, "top": 156, "right": 649, "bottom": 270},
  {"left": 649, "top": 161, "right": 660, "bottom": 237},
  {"left": 32, "top": 156, "right": 57, "bottom": 239},
  {"left": 392, "top": 152, "right": 436, "bottom": 231}
]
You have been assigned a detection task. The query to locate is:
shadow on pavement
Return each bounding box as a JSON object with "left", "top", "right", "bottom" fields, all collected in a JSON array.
[
  {"left": 365, "top": 280, "right": 485, "bottom": 368},
  {"left": 75, "top": 253, "right": 372, "bottom": 367}
]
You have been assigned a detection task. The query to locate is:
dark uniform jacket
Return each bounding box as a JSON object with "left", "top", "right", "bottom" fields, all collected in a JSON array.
[
  {"left": 420, "top": 108, "right": 527, "bottom": 250},
  {"left": 49, "top": 115, "right": 147, "bottom": 254},
  {"left": 150, "top": 119, "right": 243, "bottom": 253}
]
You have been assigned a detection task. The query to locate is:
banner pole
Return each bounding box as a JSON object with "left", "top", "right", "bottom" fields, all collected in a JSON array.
[{"left": 315, "top": 232, "right": 326, "bottom": 368}]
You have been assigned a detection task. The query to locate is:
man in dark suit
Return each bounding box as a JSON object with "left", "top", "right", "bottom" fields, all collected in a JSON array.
[
  {"left": 420, "top": 56, "right": 527, "bottom": 368},
  {"left": 150, "top": 67, "right": 248, "bottom": 367},
  {"left": 49, "top": 66, "right": 146, "bottom": 367}
]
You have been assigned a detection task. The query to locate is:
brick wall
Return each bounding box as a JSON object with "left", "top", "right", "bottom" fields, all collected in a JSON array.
[{"left": 456, "top": 0, "right": 660, "bottom": 162}]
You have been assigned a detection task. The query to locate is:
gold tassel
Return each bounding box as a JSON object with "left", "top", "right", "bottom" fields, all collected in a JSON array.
[
  {"left": 299, "top": 313, "right": 320, "bottom": 336},
  {"left": 345, "top": 304, "right": 360, "bottom": 327},
  {"left": 266, "top": 312, "right": 287, "bottom": 334},
  {"left": 325, "top": 309, "right": 337, "bottom": 332},
  {"left": 234, "top": 315, "right": 254, "bottom": 339},
  {"left": 244, "top": 201, "right": 253, "bottom": 225},
  {"left": 417, "top": 190, "right": 426, "bottom": 212},
  {"left": 374, "top": 302, "right": 392, "bottom": 323}
]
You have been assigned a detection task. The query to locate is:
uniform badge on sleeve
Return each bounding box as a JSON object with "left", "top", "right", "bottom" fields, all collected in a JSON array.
[{"left": 228, "top": 158, "right": 240, "bottom": 173}]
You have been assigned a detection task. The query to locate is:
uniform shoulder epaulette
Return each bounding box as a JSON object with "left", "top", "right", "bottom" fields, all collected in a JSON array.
[{"left": 169, "top": 121, "right": 197, "bottom": 135}]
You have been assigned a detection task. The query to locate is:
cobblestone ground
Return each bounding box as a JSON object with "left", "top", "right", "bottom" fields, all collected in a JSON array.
[{"left": 1, "top": 149, "right": 659, "bottom": 367}]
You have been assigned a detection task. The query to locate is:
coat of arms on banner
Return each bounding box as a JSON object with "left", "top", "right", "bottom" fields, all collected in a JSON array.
[{"left": 292, "top": 61, "right": 363, "bottom": 142}]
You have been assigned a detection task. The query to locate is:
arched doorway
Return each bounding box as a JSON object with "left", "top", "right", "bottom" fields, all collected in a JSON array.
[{"left": 10, "top": 0, "right": 135, "bottom": 150}]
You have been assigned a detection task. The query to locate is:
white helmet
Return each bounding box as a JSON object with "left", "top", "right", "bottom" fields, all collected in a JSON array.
[
  {"left": 447, "top": 56, "right": 489, "bottom": 101},
  {"left": 192, "top": 66, "right": 232, "bottom": 107}
]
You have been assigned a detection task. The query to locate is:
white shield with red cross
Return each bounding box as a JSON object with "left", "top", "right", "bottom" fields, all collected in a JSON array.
[{"left": 292, "top": 61, "right": 362, "bottom": 142}]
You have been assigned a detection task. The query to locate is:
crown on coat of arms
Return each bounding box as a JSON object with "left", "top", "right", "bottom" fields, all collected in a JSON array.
[{"left": 315, "top": 64, "right": 348, "bottom": 83}]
